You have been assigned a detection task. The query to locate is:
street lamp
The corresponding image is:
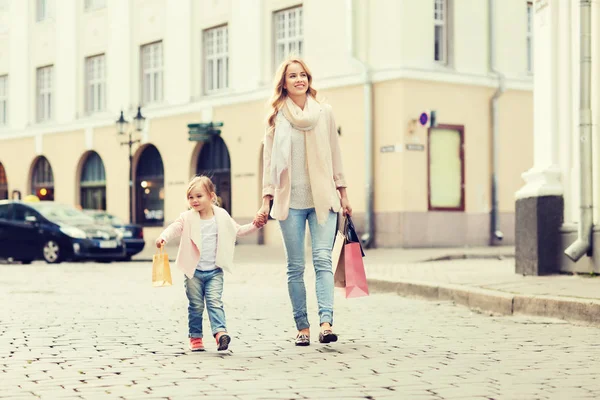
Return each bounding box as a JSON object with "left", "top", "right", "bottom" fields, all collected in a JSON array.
[{"left": 116, "top": 106, "right": 144, "bottom": 223}]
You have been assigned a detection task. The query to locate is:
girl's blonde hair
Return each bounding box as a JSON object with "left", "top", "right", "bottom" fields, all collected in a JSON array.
[
  {"left": 266, "top": 57, "right": 318, "bottom": 134},
  {"left": 186, "top": 175, "right": 220, "bottom": 206}
]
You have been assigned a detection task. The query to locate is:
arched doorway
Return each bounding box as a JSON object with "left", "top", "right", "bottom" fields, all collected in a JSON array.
[
  {"left": 79, "top": 151, "right": 106, "bottom": 210},
  {"left": 196, "top": 136, "right": 231, "bottom": 214},
  {"left": 0, "top": 162, "right": 7, "bottom": 200},
  {"left": 135, "top": 145, "right": 164, "bottom": 225},
  {"left": 31, "top": 156, "right": 54, "bottom": 201}
]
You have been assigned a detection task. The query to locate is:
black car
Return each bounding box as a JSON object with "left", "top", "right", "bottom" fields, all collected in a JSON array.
[
  {"left": 0, "top": 200, "right": 126, "bottom": 264},
  {"left": 83, "top": 210, "right": 145, "bottom": 260}
]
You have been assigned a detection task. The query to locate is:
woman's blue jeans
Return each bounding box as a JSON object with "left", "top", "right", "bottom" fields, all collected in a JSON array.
[{"left": 279, "top": 208, "right": 337, "bottom": 330}]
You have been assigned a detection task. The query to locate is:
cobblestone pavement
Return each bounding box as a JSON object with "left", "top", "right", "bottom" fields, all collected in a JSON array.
[{"left": 1, "top": 260, "right": 600, "bottom": 400}]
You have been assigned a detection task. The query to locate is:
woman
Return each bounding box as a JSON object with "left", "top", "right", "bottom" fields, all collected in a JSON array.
[{"left": 256, "top": 57, "right": 352, "bottom": 346}]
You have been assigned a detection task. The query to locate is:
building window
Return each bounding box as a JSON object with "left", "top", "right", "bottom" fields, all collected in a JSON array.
[
  {"left": 140, "top": 41, "right": 163, "bottom": 105},
  {"left": 36, "top": 66, "right": 53, "bottom": 123},
  {"left": 31, "top": 156, "right": 54, "bottom": 201},
  {"left": 0, "top": 75, "right": 7, "bottom": 126},
  {"left": 80, "top": 152, "right": 106, "bottom": 210},
  {"left": 274, "top": 6, "right": 303, "bottom": 68},
  {"left": 37, "top": 0, "right": 48, "bottom": 21},
  {"left": 428, "top": 125, "right": 464, "bottom": 211},
  {"left": 527, "top": 1, "right": 533, "bottom": 73},
  {"left": 204, "top": 25, "right": 229, "bottom": 93},
  {"left": 85, "top": 54, "right": 106, "bottom": 114},
  {"left": 434, "top": 0, "right": 448, "bottom": 63},
  {"left": 84, "top": 0, "right": 106, "bottom": 11}
]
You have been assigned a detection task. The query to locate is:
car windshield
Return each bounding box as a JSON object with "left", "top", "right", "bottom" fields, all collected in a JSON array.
[
  {"left": 85, "top": 211, "right": 125, "bottom": 226},
  {"left": 30, "top": 203, "right": 95, "bottom": 224}
]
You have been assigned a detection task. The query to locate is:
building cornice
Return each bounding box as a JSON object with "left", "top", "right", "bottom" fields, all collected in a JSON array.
[{"left": 0, "top": 67, "right": 533, "bottom": 141}]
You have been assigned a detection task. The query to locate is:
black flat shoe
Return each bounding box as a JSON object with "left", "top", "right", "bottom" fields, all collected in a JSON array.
[
  {"left": 295, "top": 333, "right": 310, "bottom": 346},
  {"left": 319, "top": 330, "right": 338, "bottom": 344},
  {"left": 217, "top": 334, "right": 231, "bottom": 351}
]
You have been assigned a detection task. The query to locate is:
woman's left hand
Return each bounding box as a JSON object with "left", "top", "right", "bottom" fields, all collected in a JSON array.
[{"left": 341, "top": 197, "right": 353, "bottom": 217}]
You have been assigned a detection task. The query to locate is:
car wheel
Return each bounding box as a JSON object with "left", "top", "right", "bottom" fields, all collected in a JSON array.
[
  {"left": 43, "top": 240, "right": 62, "bottom": 264},
  {"left": 19, "top": 260, "right": 33, "bottom": 265}
]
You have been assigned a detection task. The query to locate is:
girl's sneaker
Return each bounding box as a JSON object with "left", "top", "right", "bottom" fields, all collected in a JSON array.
[
  {"left": 189, "top": 337, "right": 205, "bottom": 352},
  {"left": 216, "top": 333, "right": 231, "bottom": 351}
]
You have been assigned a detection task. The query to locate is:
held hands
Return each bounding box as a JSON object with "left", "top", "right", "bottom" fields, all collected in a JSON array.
[
  {"left": 253, "top": 204, "right": 270, "bottom": 228},
  {"left": 155, "top": 238, "right": 165, "bottom": 249}
]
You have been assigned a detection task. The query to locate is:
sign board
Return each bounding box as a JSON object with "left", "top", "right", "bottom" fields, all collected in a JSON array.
[
  {"left": 405, "top": 143, "right": 425, "bottom": 151},
  {"left": 188, "top": 122, "right": 224, "bottom": 142}
]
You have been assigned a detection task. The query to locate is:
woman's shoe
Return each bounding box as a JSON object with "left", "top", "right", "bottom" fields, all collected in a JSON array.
[
  {"left": 318, "top": 330, "right": 338, "bottom": 344},
  {"left": 295, "top": 333, "right": 310, "bottom": 346}
]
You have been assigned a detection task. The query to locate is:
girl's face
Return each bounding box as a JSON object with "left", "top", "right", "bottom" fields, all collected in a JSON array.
[
  {"left": 283, "top": 62, "right": 309, "bottom": 97},
  {"left": 187, "top": 184, "right": 215, "bottom": 213}
]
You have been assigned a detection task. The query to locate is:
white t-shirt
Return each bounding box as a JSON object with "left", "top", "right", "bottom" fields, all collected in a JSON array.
[{"left": 196, "top": 216, "right": 218, "bottom": 271}]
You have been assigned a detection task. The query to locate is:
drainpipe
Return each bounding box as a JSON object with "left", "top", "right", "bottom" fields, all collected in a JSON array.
[
  {"left": 565, "top": 0, "right": 593, "bottom": 262},
  {"left": 489, "top": 0, "right": 505, "bottom": 245},
  {"left": 346, "top": 0, "right": 374, "bottom": 248}
]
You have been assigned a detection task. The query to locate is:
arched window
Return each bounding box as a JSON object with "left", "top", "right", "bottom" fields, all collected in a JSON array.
[
  {"left": 31, "top": 156, "right": 54, "bottom": 201},
  {"left": 80, "top": 152, "right": 106, "bottom": 210},
  {"left": 0, "top": 162, "right": 7, "bottom": 200},
  {"left": 136, "top": 145, "right": 164, "bottom": 225},
  {"left": 196, "top": 136, "right": 231, "bottom": 214}
]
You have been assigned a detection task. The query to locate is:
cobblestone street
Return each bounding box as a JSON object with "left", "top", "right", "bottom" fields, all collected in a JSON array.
[{"left": 2, "top": 258, "right": 600, "bottom": 399}]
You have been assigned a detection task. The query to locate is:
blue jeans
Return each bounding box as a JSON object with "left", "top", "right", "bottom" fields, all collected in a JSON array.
[
  {"left": 184, "top": 268, "right": 227, "bottom": 338},
  {"left": 279, "top": 208, "right": 337, "bottom": 330}
]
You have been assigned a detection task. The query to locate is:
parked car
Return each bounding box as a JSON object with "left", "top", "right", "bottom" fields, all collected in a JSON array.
[
  {"left": 0, "top": 200, "right": 126, "bottom": 264},
  {"left": 83, "top": 210, "right": 145, "bottom": 261}
]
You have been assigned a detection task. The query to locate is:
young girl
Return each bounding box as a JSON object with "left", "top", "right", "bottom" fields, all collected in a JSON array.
[{"left": 156, "top": 176, "right": 266, "bottom": 352}]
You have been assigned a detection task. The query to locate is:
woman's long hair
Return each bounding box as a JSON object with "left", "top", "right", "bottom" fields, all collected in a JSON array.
[{"left": 266, "top": 57, "right": 318, "bottom": 134}]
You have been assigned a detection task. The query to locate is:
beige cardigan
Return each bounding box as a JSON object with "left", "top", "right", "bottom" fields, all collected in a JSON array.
[
  {"left": 159, "top": 206, "right": 258, "bottom": 279},
  {"left": 262, "top": 103, "right": 347, "bottom": 221}
]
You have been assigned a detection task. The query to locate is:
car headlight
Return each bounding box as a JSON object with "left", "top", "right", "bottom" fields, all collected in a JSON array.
[{"left": 60, "top": 226, "right": 87, "bottom": 239}]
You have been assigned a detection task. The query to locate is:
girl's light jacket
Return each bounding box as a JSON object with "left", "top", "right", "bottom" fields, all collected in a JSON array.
[{"left": 159, "top": 205, "right": 258, "bottom": 279}]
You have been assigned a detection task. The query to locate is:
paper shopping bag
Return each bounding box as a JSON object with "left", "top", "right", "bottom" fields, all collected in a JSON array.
[
  {"left": 152, "top": 245, "right": 172, "bottom": 287},
  {"left": 343, "top": 242, "right": 369, "bottom": 298},
  {"left": 332, "top": 224, "right": 347, "bottom": 288}
]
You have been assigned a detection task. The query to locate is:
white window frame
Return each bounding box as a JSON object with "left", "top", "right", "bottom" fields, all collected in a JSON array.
[
  {"left": 273, "top": 6, "right": 303, "bottom": 69},
  {"left": 527, "top": 1, "right": 533, "bottom": 73},
  {"left": 140, "top": 41, "right": 164, "bottom": 105},
  {"left": 85, "top": 54, "right": 106, "bottom": 114},
  {"left": 0, "top": 75, "right": 7, "bottom": 126},
  {"left": 434, "top": 0, "right": 448, "bottom": 64},
  {"left": 84, "top": 0, "right": 106, "bottom": 12},
  {"left": 36, "top": 0, "right": 48, "bottom": 22},
  {"left": 36, "top": 66, "right": 53, "bottom": 123},
  {"left": 204, "top": 25, "right": 229, "bottom": 94}
]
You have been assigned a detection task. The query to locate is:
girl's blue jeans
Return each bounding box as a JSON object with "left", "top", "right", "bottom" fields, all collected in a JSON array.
[
  {"left": 279, "top": 208, "right": 337, "bottom": 330},
  {"left": 184, "top": 268, "right": 227, "bottom": 338}
]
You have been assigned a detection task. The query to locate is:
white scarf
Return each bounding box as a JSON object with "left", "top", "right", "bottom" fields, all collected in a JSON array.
[{"left": 270, "top": 95, "right": 337, "bottom": 225}]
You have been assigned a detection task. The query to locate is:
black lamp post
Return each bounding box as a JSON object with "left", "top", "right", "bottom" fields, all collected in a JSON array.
[{"left": 117, "top": 106, "right": 145, "bottom": 223}]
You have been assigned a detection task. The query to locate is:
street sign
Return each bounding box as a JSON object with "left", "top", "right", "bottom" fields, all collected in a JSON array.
[{"left": 188, "top": 122, "right": 224, "bottom": 142}]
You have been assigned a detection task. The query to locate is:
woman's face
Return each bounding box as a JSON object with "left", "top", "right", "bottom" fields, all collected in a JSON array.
[{"left": 283, "top": 62, "right": 309, "bottom": 97}]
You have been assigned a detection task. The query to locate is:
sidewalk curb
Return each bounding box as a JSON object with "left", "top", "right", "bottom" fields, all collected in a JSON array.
[{"left": 369, "top": 278, "right": 600, "bottom": 326}]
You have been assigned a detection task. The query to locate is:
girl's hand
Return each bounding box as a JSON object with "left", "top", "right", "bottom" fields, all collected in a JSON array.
[
  {"left": 256, "top": 203, "right": 270, "bottom": 222},
  {"left": 155, "top": 238, "right": 165, "bottom": 249},
  {"left": 341, "top": 198, "right": 353, "bottom": 217}
]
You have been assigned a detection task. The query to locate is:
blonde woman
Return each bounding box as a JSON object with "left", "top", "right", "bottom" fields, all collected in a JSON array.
[{"left": 256, "top": 58, "right": 352, "bottom": 346}]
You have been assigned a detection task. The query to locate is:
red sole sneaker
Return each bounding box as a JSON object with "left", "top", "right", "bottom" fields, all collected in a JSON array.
[{"left": 217, "top": 334, "right": 231, "bottom": 351}]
